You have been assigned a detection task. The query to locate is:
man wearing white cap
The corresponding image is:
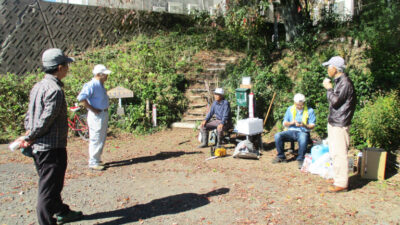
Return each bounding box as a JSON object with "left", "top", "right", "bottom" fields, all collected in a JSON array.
[
  {"left": 273, "top": 93, "right": 316, "bottom": 169},
  {"left": 198, "top": 88, "right": 232, "bottom": 148},
  {"left": 322, "top": 56, "right": 356, "bottom": 193},
  {"left": 77, "top": 64, "right": 111, "bottom": 171},
  {"left": 21, "top": 48, "right": 83, "bottom": 224}
]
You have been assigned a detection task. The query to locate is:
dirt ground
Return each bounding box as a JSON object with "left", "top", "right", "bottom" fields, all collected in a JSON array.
[{"left": 1, "top": 128, "right": 400, "bottom": 225}]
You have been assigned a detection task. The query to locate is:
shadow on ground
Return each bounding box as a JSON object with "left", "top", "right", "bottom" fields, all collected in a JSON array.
[
  {"left": 104, "top": 151, "right": 202, "bottom": 168},
  {"left": 84, "top": 188, "right": 230, "bottom": 225},
  {"left": 348, "top": 174, "right": 371, "bottom": 191},
  {"left": 262, "top": 142, "right": 276, "bottom": 151}
]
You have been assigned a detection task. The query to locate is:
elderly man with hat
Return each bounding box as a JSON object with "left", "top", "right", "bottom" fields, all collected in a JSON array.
[
  {"left": 77, "top": 64, "right": 111, "bottom": 171},
  {"left": 322, "top": 56, "right": 356, "bottom": 193},
  {"left": 198, "top": 88, "right": 232, "bottom": 148},
  {"left": 20, "top": 48, "right": 83, "bottom": 224},
  {"left": 272, "top": 93, "right": 316, "bottom": 169}
]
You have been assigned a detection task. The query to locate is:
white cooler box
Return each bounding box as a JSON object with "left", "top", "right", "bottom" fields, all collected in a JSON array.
[{"left": 236, "top": 118, "right": 263, "bottom": 135}]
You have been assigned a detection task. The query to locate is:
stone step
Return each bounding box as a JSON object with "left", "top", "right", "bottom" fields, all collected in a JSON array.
[
  {"left": 188, "top": 95, "right": 205, "bottom": 100},
  {"left": 208, "top": 62, "right": 226, "bottom": 67},
  {"left": 189, "top": 102, "right": 208, "bottom": 108},
  {"left": 182, "top": 116, "right": 205, "bottom": 121},
  {"left": 188, "top": 88, "right": 208, "bottom": 93},
  {"left": 218, "top": 56, "right": 238, "bottom": 62},
  {"left": 171, "top": 122, "right": 197, "bottom": 129},
  {"left": 186, "top": 109, "right": 207, "bottom": 116},
  {"left": 186, "top": 112, "right": 206, "bottom": 117},
  {"left": 206, "top": 67, "right": 225, "bottom": 72},
  {"left": 193, "top": 80, "right": 218, "bottom": 85}
]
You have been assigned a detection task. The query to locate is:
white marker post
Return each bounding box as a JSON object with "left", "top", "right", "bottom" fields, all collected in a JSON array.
[
  {"left": 249, "top": 92, "right": 254, "bottom": 118},
  {"left": 152, "top": 104, "right": 157, "bottom": 127}
]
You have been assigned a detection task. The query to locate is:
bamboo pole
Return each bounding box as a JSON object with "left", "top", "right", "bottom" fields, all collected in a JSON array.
[{"left": 263, "top": 92, "right": 276, "bottom": 127}]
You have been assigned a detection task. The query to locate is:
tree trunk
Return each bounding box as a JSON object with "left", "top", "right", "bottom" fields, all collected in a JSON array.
[{"left": 280, "top": 0, "right": 303, "bottom": 42}]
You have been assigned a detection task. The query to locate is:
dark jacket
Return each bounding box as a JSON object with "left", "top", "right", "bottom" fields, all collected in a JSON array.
[
  {"left": 204, "top": 99, "right": 232, "bottom": 125},
  {"left": 327, "top": 73, "right": 356, "bottom": 127}
]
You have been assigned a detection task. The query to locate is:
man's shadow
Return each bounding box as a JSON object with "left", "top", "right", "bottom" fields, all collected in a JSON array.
[
  {"left": 348, "top": 174, "right": 371, "bottom": 191},
  {"left": 84, "top": 188, "right": 230, "bottom": 225},
  {"left": 105, "top": 151, "right": 202, "bottom": 168}
]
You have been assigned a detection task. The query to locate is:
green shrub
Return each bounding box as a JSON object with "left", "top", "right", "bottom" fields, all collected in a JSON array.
[
  {"left": 0, "top": 73, "right": 41, "bottom": 142},
  {"left": 294, "top": 58, "right": 329, "bottom": 138},
  {"left": 65, "top": 33, "right": 198, "bottom": 134},
  {"left": 351, "top": 92, "right": 400, "bottom": 151}
]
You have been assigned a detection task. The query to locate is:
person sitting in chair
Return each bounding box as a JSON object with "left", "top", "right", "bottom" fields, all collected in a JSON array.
[
  {"left": 198, "top": 88, "right": 232, "bottom": 148},
  {"left": 272, "top": 93, "right": 316, "bottom": 169}
]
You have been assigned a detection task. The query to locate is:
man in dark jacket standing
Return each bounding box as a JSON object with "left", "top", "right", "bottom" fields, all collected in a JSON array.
[
  {"left": 21, "top": 48, "right": 83, "bottom": 224},
  {"left": 322, "top": 56, "right": 356, "bottom": 193}
]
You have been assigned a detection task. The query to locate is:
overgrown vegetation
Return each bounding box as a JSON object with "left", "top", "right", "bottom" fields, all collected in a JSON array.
[{"left": 221, "top": 0, "right": 400, "bottom": 152}]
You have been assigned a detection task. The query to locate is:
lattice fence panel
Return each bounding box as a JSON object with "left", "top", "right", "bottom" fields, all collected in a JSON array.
[{"left": 0, "top": 0, "right": 136, "bottom": 75}]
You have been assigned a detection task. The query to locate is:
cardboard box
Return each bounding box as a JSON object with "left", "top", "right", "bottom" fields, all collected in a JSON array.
[{"left": 361, "top": 148, "right": 387, "bottom": 180}]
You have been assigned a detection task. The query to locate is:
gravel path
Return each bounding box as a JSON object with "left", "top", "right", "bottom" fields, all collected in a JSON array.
[{"left": 1, "top": 129, "right": 400, "bottom": 225}]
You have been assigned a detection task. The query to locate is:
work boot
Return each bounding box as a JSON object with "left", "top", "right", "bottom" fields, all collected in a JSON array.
[
  {"left": 197, "top": 131, "right": 208, "bottom": 148},
  {"left": 56, "top": 210, "right": 83, "bottom": 224},
  {"left": 216, "top": 134, "right": 222, "bottom": 147}
]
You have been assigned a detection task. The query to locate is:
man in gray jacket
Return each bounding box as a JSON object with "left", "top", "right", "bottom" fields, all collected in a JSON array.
[
  {"left": 22, "top": 48, "right": 83, "bottom": 224},
  {"left": 322, "top": 56, "right": 356, "bottom": 193}
]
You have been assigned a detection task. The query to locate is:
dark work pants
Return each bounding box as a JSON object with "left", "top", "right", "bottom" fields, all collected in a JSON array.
[
  {"left": 200, "top": 120, "right": 232, "bottom": 143},
  {"left": 33, "top": 148, "right": 70, "bottom": 225}
]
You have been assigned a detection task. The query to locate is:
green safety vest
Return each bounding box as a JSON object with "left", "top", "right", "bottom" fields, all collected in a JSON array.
[{"left": 290, "top": 104, "right": 309, "bottom": 125}]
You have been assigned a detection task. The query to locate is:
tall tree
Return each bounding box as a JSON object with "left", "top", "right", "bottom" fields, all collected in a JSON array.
[{"left": 279, "top": 0, "right": 304, "bottom": 42}]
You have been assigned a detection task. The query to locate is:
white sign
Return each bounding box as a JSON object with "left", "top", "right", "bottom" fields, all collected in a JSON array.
[
  {"left": 153, "top": 6, "right": 166, "bottom": 12},
  {"left": 107, "top": 86, "right": 134, "bottom": 99},
  {"left": 168, "top": 2, "right": 183, "bottom": 14}
]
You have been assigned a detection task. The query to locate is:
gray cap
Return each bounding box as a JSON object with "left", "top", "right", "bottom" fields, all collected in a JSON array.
[
  {"left": 42, "top": 48, "right": 74, "bottom": 67},
  {"left": 322, "top": 56, "right": 346, "bottom": 70}
]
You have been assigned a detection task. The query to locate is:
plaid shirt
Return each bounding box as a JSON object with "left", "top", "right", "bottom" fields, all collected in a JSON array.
[{"left": 24, "top": 74, "right": 68, "bottom": 151}]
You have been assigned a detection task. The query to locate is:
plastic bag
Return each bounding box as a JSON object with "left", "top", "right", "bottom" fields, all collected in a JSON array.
[
  {"left": 311, "top": 144, "right": 329, "bottom": 163},
  {"left": 308, "top": 153, "right": 334, "bottom": 179},
  {"left": 300, "top": 154, "right": 312, "bottom": 173},
  {"left": 233, "top": 140, "right": 259, "bottom": 159}
]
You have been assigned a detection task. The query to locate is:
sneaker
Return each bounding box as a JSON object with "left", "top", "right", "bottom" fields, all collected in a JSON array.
[
  {"left": 297, "top": 160, "right": 304, "bottom": 169},
  {"left": 272, "top": 157, "right": 287, "bottom": 164},
  {"left": 89, "top": 164, "right": 105, "bottom": 171},
  {"left": 56, "top": 210, "right": 83, "bottom": 224},
  {"left": 328, "top": 185, "right": 348, "bottom": 193}
]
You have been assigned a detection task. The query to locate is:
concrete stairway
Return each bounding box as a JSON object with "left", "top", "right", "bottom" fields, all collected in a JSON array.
[{"left": 172, "top": 51, "right": 240, "bottom": 129}]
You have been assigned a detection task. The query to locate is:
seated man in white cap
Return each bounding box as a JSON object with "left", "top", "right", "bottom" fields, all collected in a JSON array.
[
  {"left": 77, "top": 64, "right": 111, "bottom": 171},
  {"left": 198, "top": 88, "right": 232, "bottom": 148},
  {"left": 272, "top": 93, "right": 316, "bottom": 169}
]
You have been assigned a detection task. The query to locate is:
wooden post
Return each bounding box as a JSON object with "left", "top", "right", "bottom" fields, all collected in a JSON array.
[{"left": 146, "top": 99, "right": 150, "bottom": 118}]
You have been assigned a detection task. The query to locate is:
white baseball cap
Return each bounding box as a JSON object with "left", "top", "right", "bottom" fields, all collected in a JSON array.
[
  {"left": 294, "top": 93, "right": 306, "bottom": 103},
  {"left": 322, "top": 56, "right": 346, "bottom": 70},
  {"left": 92, "top": 64, "right": 111, "bottom": 76},
  {"left": 214, "top": 88, "right": 224, "bottom": 95}
]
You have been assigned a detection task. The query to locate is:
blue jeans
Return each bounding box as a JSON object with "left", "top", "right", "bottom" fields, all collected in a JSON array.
[{"left": 274, "top": 130, "right": 310, "bottom": 161}]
